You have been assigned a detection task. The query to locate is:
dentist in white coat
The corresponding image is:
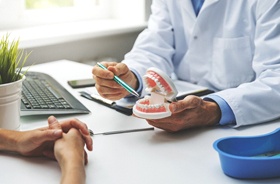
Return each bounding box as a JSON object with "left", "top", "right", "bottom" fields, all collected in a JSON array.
[{"left": 92, "top": 0, "right": 280, "bottom": 132}]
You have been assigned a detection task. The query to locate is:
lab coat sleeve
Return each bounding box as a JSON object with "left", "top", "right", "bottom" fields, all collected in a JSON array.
[
  {"left": 122, "top": 0, "right": 176, "bottom": 93},
  {"left": 215, "top": 0, "right": 280, "bottom": 127}
]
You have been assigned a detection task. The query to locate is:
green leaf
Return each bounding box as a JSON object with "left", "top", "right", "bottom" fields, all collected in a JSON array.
[{"left": 0, "top": 34, "right": 31, "bottom": 84}]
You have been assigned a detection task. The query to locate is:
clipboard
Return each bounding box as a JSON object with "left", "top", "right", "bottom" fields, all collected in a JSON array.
[{"left": 80, "top": 91, "right": 133, "bottom": 116}]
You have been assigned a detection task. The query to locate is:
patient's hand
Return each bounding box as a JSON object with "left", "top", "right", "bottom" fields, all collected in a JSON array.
[{"left": 54, "top": 128, "right": 86, "bottom": 184}]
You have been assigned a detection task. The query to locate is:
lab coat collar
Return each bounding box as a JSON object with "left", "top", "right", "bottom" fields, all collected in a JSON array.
[
  {"left": 181, "top": 0, "right": 197, "bottom": 20},
  {"left": 180, "top": 0, "right": 220, "bottom": 21},
  {"left": 201, "top": 0, "right": 220, "bottom": 12},
  {"left": 179, "top": 0, "right": 220, "bottom": 44}
]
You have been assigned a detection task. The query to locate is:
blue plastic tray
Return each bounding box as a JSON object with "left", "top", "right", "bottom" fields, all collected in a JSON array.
[{"left": 213, "top": 128, "right": 280, "bottom": 179}]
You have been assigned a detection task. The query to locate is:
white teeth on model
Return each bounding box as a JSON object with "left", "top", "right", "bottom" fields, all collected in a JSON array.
[
  {"left": 146, "top": 73, "right": 169, "bottom": 94},
  {"left": 136, "top": 99, "right": 165, "bottom": 110},
  {"left": 154, "top": 104, "right": 161, "bottom": 108}
]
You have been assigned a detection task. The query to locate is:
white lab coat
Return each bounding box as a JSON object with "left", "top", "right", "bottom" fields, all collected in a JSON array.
[{"left": 123, "top": 0, "right": 280, "bottom": 127}]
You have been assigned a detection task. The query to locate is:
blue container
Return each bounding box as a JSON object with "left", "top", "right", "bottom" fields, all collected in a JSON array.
[{"left": 213, "top": 128, "right": 280, "bottom": 179}]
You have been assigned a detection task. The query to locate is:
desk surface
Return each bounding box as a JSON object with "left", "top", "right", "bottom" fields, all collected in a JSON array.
[{"left": 1, "top": 60, "right": 280, "bottom": 184}]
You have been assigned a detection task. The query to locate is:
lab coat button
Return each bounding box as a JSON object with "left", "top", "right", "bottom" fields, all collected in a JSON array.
[{"left": 194, "top": 36, "right": 198, "bottom": 39}]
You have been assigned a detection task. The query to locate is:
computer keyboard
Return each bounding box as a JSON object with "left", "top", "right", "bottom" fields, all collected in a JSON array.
[{"left": 21, "top": 71, "right": 90, "bottom": 116}]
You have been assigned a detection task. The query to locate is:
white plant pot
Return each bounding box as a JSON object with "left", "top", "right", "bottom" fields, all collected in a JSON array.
[{"left": 0, "top": 75, "right": 25, "bottom": 130}]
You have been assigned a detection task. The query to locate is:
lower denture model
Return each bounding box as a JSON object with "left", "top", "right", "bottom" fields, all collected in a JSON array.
[{"left": 133, "top": 67, "right": 178, "bottom": 119}]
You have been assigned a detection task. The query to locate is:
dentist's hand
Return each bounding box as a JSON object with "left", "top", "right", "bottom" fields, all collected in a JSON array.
[
  {"left": 146, "top": 95, "right": 221, "bottom": 132},
  {"left": 92, "top": 62, "right": 139, "bottom": 100}
]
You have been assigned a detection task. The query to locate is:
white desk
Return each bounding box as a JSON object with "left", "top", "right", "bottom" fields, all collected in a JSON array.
[{"left": 1, "top": 60, "right": 280, "bottom": 184}]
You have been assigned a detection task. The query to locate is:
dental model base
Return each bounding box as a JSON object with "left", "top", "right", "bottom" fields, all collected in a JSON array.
[{"left": 133, "top": 67, "right": 178, "bottom": 119}]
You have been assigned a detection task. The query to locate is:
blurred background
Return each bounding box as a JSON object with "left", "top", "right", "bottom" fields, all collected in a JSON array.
[{"left": 0, "top": 0, "right": 152, "bottom": 66}]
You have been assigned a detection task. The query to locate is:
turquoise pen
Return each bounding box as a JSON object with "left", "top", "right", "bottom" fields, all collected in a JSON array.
[{"left": 97, "top": 62, "right": 140, "bottom": 97}]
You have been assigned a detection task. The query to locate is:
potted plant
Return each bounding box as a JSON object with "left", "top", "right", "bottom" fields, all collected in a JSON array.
[{"left": 0, "top": 34, "right": 30, "bottom": 130}]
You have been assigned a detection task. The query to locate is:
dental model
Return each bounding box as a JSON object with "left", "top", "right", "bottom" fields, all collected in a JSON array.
[{"left": 133, "top": 67, "right": 178, "bottom": 119}]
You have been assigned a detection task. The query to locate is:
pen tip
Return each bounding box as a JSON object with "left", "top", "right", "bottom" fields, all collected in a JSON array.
[
  {"left": 131, "top": 90, "right": 139, "bottom": 97},
  {"left": 88, "top": 129, "right": 94, "bottom": 136}
]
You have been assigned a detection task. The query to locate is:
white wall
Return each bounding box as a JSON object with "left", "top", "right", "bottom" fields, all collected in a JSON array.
[
  {"left": 23, "top": 30, "right": 142, "bottom": 66},
  {"left": 18, "top": 0, "right": 152, "bottom": 66}
]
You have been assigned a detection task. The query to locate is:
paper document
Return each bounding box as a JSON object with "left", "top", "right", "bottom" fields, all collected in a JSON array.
[{"left": 173, "top": 80, "right": 214, "bottom": 100}]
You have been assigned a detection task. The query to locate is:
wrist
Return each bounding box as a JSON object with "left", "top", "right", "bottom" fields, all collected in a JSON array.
[
  {"left": 61, "top": 158, "right": 84, "bottom": 172},
  {"left": 130, "top": 71, "right": 139, "bottom": 90},
  {"left": 59, "top": 156, "right": 85, "bottom": 184},
  {"left": 0, "top": 129, "right": 20, "bottom": 153},
  {"left": 204, "top": 95, "right": 236, "bottom": 125},
  {"left": 129, "top": 69, "right": 143, "bottom": 97},
  {"left": 204, "top": 100, "right": 221, "bottom": 126},
  {"left": 58, "top": 151, "right": 84, "bottom": 170}
]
